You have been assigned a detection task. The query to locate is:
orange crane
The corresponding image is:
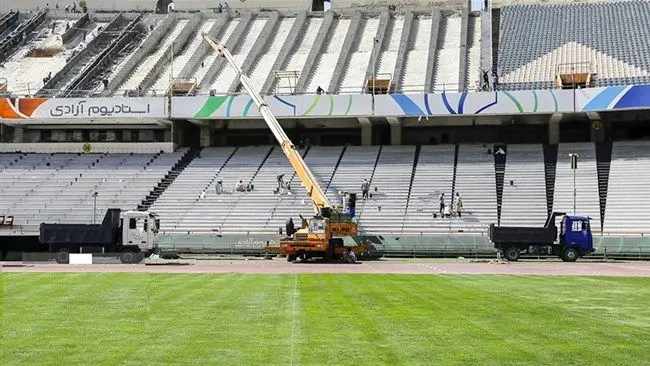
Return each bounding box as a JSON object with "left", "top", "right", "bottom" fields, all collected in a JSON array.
[{"left": 202, "top": 34, "right": 368, "bottom": 261}]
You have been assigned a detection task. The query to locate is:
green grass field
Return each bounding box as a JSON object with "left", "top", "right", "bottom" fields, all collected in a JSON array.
[{"left": 1, "top": 273, "right": 649, "bottom": 365}]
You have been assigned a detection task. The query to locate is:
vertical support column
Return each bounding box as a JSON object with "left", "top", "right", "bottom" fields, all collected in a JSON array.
[
  {"left": 595, "top": 140, "right": 613, "bottom": 233},
  {"left": 387, "top": 117, "right": 401, "bottom": 146},
  {"left": 12, "top": 127, "right": 24, "bottom": 143},
  {"left": 493, "top": 144, "right": 507, "bottom": 226},
  {"left": 548, "top": 113, "right": 561, "bottom": 145},
  {"left": 543, "top": 144, "right": 559, "bottom": 218},
  {"left": 199, "top": 124, "right": 212, "bottom": 148},
  {"left": 588, "top": 112, "right": 607, "bottom": 143},
  {"left": 358, "top": 117, "right": 372, "bottom": 146}
]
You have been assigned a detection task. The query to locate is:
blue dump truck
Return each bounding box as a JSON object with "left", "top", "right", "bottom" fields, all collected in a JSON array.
[{"left": 488, "top": 212, "right": 595, "bottom": 262}]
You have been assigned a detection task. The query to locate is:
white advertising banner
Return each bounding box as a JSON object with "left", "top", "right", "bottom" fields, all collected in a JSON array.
[{"left": 0, "top": 97, "right": 167, "bottom": 119}]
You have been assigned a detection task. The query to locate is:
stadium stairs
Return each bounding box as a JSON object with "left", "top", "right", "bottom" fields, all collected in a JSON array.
[
  {"left": 138, "top": 148, "right": 200, "bottom": 212},
  {"left": 0, "top": 11, "right": 19, "bottom": 38},
  {"left": 354, "top": 146, "right": 382, "bottom": 230},
  {"left": 491, "top": 7, "right": 500, "bottom": 73},
  {"left": 199, "top": 13, "right": 251, "bottom": 93},
  {"left": 0, "top": 9, "right": 47, "bottom": 63},
  {"left": 38, "top": 13, "right": 126, "bottom": 97},
  {"left": 62, "top": 12, "right": 148, "bottom": 97},
  {"left": 263, "top": 146, "right": 347, "bottom": 232},
  {"left": 261, "top": 146, "right": 310, "bottom": 231},
  {"left": 215, "top": 146, "right": 274, "bottom": 233}
]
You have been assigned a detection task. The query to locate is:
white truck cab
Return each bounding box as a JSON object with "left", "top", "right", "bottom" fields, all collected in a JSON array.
[{"left": 121, "top": 210, "right": 160, "bottom": 254}]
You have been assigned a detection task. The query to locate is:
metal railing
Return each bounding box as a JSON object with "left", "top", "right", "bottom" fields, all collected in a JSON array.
[{"left": 2, "top": 80, "right": 650, "bottom": 101}]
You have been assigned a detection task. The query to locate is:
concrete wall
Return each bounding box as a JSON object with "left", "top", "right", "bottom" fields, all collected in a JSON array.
[{"left": 0, "top": 142, "right": 175, "bottom": 153}]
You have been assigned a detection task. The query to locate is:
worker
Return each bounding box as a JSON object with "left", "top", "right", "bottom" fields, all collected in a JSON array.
[
  {"left": 454, "top": 193, "right": 463, "bottom": 218},
  {"left": 286, "top": 217, "right": 295, "bottom": 236},
  {"left": 482, "top": 70, "right": 490, "bottom": 91},
  {"left": 283, "top": 182, "right": 293, "bottom": 195},
  {"left": 215, "top": 180, "right": 223, "bottom": 195},
  {"left": 343, "top": 247, "right": 356, "bottom": 263},
  {"left": 361, "top": 179, "right": 370, "bottom": 201},
  {"left": 438, "top": 192, "right": 445, "bottom": 214},
  {"left": 316, "top": 86, "right": 324, "bottom": 95},
  {"left": 299, "top": 214, "right": 308, "bottom": 229},
  {"left": 167, "top": 0, "right": 175, "bottom": 13},
  {"left": 217, "top": 3, "right": 222, "bottom": 12},
  {"left": 276, "top": 174, "right": 285, "bottom": 192},
  {"left": 443, "top": 204, "right": 451, "bottom": 219},
  {"left": 235, "top": 180, "right": 246, "bottom": 192}
]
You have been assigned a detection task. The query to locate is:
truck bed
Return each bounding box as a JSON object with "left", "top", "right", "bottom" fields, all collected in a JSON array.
[
  {"left": 39, "top": 209, "right": 121, "bottom": 246},
  {"left": 39, "top": 223, "right": 114, "bottom": 245},
  {"left": 488, "top": 224, "right": 557, "bottom": 245}
]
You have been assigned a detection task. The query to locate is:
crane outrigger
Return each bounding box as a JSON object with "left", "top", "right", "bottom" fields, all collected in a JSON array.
[{"left": 202, "top": 34, "right": 368, "bottom": 261}]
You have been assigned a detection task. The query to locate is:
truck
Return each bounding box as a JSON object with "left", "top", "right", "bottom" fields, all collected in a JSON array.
[
  {"left": 39, "top": 208, "right": 161, "bottom": 264},
  {"left": 202, "top": 34, "right": 368, "bottom": 261},
  {"left": 488, "top": 212, "right": 595, "bottom": 262}
]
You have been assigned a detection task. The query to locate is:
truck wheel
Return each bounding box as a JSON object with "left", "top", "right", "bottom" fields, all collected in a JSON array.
[
  {"left": 119, "top": 250, "right": 141, "bottom": 264},
  {"left": 287, "top": 254, "right": 297, "bottom": 262},
  {"left": 55, "top": 249, "right": 70, "bottom": 264},
  {"left": 504, "top": 247, "right": 520, "bottom": 262},
  {"left": 561, "top": 247, "right": 579, "bottom": 262}
]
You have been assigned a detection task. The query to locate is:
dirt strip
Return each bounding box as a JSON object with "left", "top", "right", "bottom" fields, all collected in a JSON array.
[{"left": 2, "top": 260, "right": 650, "bottom": 276}]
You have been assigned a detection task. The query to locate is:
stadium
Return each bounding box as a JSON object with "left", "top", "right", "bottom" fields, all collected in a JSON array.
[{"left": 1, "top": 0, "right": 650, "bottom": 364}]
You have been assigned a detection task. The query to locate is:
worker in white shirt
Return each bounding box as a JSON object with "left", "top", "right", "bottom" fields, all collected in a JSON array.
[
  {"left": 454, "top": 193, "right": 463, "bottom": 218},
  {"left": 235, "top": 180, "right": 246, "bottom": 192}
]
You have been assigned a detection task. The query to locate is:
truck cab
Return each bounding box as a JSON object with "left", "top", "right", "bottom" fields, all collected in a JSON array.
[
  {"left": 560, "top": 215, "right": 594, "bottom": 259},
  {"left": 121, "top": 210, "right": 160, "bottom": 252}
]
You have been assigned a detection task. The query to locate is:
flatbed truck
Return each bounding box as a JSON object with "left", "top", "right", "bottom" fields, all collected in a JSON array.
[{"left": 488, "top": 212, "right": 595, "bottom": 262}]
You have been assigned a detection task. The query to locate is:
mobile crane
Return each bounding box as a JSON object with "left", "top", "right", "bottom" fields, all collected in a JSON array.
[{"left": 202, "top": 34, "right": 368, "bottom": 261}]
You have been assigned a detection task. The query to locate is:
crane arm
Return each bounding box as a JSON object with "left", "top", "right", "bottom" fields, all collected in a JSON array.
[{"left": 202, "top": 34, "right": 332, "bottom": 214}]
